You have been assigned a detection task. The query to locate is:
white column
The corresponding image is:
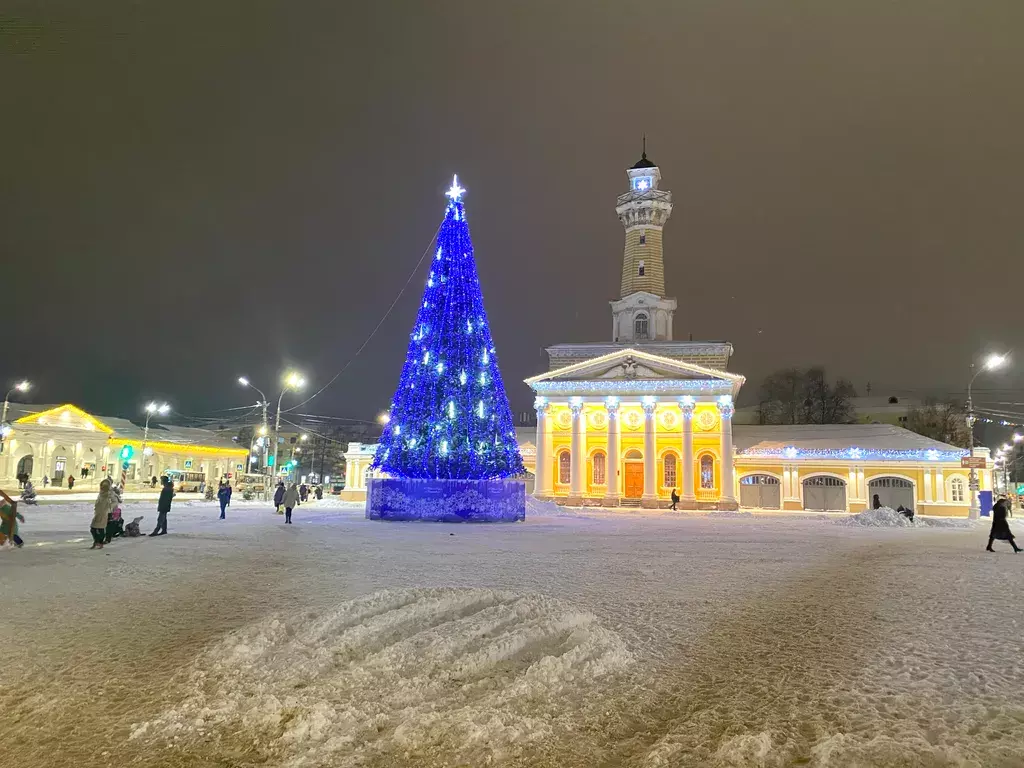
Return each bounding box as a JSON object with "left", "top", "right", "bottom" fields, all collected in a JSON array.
[
  {"left": 534, "top": 397, "right": 552, "bottom": 497},
  {"left": 604, "top": 398, "right": 620, "bottom": 504},
  {"left": 642, "top": 397, "right": 658, "bottom": 506},
  {"left": 718, "top": 399, "right": 737, "bottom": 508},
  {"left": 569, "top": 398, "right": 585, "bottom": 502},
  {"left": 924, "top": 470, "right": 933, "bottom": 503},
  {"left": 679, "top": 397, "right": 695, "bottom": 506},
  {"left": 935, "top": 468, "right": 945, "bottom": 502}
]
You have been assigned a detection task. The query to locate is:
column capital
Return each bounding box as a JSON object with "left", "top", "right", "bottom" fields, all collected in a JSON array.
[
  {"left": 679, "top": 396, "right": 695, "bottom": 418},
  {"left": 641, "top": 396, "right": 658, "bottom": 416},
  {"left": 716, "top": 397, "right": 734, "bottom": 419},
  {"left": 533, "top": 395, "right": 550, "bottom": 414},
  {"left": 568, "top": 397, "right": 585, "bottom": 416},
  {"left": 604, "top": 396, "right": 621, "bottom": 415}
]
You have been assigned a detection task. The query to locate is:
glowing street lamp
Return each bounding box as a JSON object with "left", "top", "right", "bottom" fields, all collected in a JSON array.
[
  {"left": 966, "top": 352, "right": 1010, "bottom": 519},
  {"left": 271, "top": 372, "right": 305, "bottom": 482},
  {"left": 139, "top": 401, "right": 170, "bottom": 483},
  {"left": 1, "top": 379, "right": 32, "bottom": 455}
]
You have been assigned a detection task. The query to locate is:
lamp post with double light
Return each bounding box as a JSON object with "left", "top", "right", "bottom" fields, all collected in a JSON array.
[
  {"left": 270, "top": 372, "right": 305, "bottom": 487},
  {"left": 140, "top": 401, "right": 170, "bottom": 483},
  {"left": 967, "top": 353, "right": 1008, "bottom": 518}
]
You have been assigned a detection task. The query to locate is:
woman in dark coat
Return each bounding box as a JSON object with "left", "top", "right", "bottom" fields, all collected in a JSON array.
[
  {"left": 987, "top": 498, "right": 1021, "bottom": 552},
  {"left": 273, "top": 481, "right": 286, "bottom": 514}
]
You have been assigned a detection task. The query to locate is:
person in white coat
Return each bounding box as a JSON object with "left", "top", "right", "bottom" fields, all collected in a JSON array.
[
  {"left": 283, "top": 483, "right": 300, "bottom": 524},
  {"left": 91, "top": 479, "right": 118, "bottom": 550}
]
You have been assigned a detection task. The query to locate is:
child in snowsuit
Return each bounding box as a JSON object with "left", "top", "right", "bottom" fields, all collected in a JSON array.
[{"left": 125, "top": 516, "right": 144, "bottom": 537}]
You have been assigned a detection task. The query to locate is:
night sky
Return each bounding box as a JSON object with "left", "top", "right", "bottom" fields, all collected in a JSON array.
[{"left": 3, "top": 2, "right": 1023, "bottom": 425}]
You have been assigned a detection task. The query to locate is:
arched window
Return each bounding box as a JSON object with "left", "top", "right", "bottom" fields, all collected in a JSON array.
[
  {"left": 700, "top": 454, "right": 715, "bottom": 489},
  {"left": 558, "top": 451, "right": 571, "bottom": 484},
  {"left": 634, "top": 313, "right": 649, "bottom": 340},
  {"left": 592, "top": 452, "right": 606, "bottom": 485},
  {"left": 950, "top": 476, "right": 965, "bottom": 503},
  {"left": 663, "top": 453, "right": 677, "bottom": 487}
]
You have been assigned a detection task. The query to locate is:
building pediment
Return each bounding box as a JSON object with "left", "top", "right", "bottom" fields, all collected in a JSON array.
[
  {"left": 13, "top": 404, "right": 114, "bottom": 434},
  {"left": 525, "top": 348, "right": 745, "bottom": 397}
]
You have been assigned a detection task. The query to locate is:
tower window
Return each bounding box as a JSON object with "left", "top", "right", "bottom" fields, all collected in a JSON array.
[
  {"left": 638, "top": 260, "right": 645, "bottom": 277},
  {"left": 639, "top": 232, "right": 646, "bottom": 246},
  {"left": 634, "top": 313, "right": 649, "bottom": 340}
]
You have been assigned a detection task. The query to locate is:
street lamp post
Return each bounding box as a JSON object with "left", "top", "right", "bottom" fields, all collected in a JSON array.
[
  {"left": 1, "top": 380, "right": 31, "bottom": 456},
  {"left": 271, "top": 372, "right": 305, "bottom": 488},
  {"left": 966, "top": 353, "right": 1007, "bottom": 519},
  {"left": 141, "top": 402, "right": 170, "bottom": 484},
  {"left": 239, "top": 377, "right": 272, "bottom": 497}
]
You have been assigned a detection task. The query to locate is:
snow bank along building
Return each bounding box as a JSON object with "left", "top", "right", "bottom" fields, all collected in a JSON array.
[
  {"left": 524, "top": 151, "right": 989, "bottom": 515},
  {"left": 0, "top": 404, "right": 247, "bottom": 489}
]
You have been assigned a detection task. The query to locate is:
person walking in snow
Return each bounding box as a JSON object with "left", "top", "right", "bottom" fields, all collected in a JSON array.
[
  {"left": 986, "top": 497, "right": 1021, "bottom": 553},
  {"left": 67, "top": 475, "right": 76, "bottom": 490},
  {"left": 91, "top": 478, "right": 118, "bottom": 550},
  {"left": 42, "top": 474, "right": 49, "bottom": 488},
  {"left": 283, "top": 482, "right": 300, "bottom": 524},
  {"left": 299, "top": 483, "right": 309, "bottom": 503},
  {"left": 273, "top": 481, "right": 286, "bottom": 514},
  {"left": 670, "top": 489, "right": 679, "bottom": 511},
  {"left": 217, "top": 481, "right": 232, "bottom": 519},
  {"left": 150, "top": 476, "right": 174, "bottom": 536},
  {"left": 872, "top": 494, "right": 882, "bottom": 510},
  {"left": 314, "top": 485, "right": 323, "bottom": 501}
]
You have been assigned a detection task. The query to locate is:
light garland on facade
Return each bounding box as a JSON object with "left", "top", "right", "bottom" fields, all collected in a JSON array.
[
  {"left": 531, "top": 379, "right": 733, "bottom": 395},
  {"left": 738, "top": 446, "right": 967, "bottom": 462}
]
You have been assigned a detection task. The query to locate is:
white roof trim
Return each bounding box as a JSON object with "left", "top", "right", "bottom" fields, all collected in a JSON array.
[{"left": 524, "top": 347, "right": 746, "bottom": 387}]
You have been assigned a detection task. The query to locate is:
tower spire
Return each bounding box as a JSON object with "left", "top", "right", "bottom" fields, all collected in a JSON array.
[{"left": 642, "top": 133, "right": 647, "bottom": 161}]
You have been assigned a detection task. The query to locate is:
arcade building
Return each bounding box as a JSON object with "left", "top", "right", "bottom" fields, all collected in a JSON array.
[{"left": 524, "top": 150, "right": 988, "bottom": 515}]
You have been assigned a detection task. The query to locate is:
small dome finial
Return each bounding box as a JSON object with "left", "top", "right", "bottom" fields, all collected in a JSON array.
[{"left": 642, "top": 133, "right": 647, "bottom": 160}]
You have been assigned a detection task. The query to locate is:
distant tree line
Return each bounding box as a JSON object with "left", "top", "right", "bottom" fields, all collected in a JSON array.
[
  {"left": 756, "top": 367, "right": 857, "bottom": 425},
  {"left": 755, "top": 366, "right": 970, "bottom": 448}
]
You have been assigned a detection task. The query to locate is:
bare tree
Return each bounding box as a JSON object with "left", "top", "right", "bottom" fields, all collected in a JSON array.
[
  {"left": 906, "top": 399, "right": 970, "bottom": 448},
  {"left": 758, "top": 367, "right": 856, "bottom": 425}
]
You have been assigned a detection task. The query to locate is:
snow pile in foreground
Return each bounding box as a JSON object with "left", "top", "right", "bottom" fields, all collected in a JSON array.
[
  {"left": 835, "top": 506, "right": 915, "bottom": 527},
  {"left": 525, "top": 495, "right": 577, "bottom": 516},
  {"left": 131, "top": 587, "right": 633, "bottom": 766}
]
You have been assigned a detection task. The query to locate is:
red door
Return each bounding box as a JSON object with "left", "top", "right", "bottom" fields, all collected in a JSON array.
[{"left": 624, "top": 463, "right": 644, "bottom": 498}]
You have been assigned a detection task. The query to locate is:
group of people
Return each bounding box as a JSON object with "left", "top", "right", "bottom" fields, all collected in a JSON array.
[
  {"left": 272, "top": 481, "right": 323, "bottom": 523},
  {"left": 88, "top": 475, "right": 174, "bottom": 549}
]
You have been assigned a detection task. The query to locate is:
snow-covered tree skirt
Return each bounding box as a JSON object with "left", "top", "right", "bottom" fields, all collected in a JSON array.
[{"left": 365, "top": 477, "right": 526, "bottom": 522}]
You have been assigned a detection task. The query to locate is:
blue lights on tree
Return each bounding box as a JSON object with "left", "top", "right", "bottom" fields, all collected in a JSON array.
[{"left": 372, "top": 176, "right": 525, "bottom": 480}]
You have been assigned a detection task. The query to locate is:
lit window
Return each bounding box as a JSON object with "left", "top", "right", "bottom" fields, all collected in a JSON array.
[
  {"left": 950, "top": 477, "right": 965, "bottom": 503},
  {"left": 639, "top": 232, "right": 646, "bottom": 246},
  {"left": 593, "top": 452, "right": 606, "bottom": 485},
  {"left": 634, "top": 313, "right": 649, "bottom": 340},
  {"left": 638, "top": 259, "right": 645, "bottom": 276},
  {"left": 558, "top": 451, "right": 571, "bottom": 484},
  {"left": 700, "top": 454, "right": 715, "bottom": 489},
  {"left": 663, "top": 453, "right": 677, "bottom": 487}
]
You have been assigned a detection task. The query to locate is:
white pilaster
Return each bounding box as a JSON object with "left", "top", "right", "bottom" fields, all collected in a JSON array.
[
  {"left": 679, "top": 396, "right": 696, "bottom": 507},
  {"left": 935, "top": 468, "right": 945, "bottom": 503},
  {"left": 924, "top": 470, "right": 933, "bottom": 503},
  {"left": 533, "top": 397, "right": 552, "bottom": 497},
  {"left": 569, "top": 398, "right": 585, "bottom": 502},
  {"left": 604, "top": 398, "right": 621, "bottom": 504},
  {"left": 641, "top": 397, "right": 658, "bottom": 506},
  {"left": 718, "top": 399, "right": 737, "bottom": 509}
]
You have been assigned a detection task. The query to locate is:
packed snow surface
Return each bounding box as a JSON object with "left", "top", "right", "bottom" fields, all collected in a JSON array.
[{"left": 1, "top": 498, "right": 1022, "bottom": 767}]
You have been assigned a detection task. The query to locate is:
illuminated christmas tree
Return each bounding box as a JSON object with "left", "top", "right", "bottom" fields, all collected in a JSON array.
[{"left": 368, "top": 176, "right": 525, "bottom": 521}]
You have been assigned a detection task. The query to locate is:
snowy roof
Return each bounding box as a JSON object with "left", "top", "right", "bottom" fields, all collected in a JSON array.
[
  {"left": 734, "top": 424, "right": 967, "bottom": 462},
  {"left": 7, "top": 403, "right": 241, "bottom": 450}
]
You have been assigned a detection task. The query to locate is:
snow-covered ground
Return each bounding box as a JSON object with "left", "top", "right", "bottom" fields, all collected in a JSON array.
[{"left": 1, "top": 497, "right": 1021, "bottom": 767}]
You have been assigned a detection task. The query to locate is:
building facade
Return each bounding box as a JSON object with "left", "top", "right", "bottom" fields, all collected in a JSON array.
[
  {"left": 1, "top": 404, "right": 247, "bottom": 489},
  {"left": 525, "top": 151, "right": 988, "bottom": 515}
]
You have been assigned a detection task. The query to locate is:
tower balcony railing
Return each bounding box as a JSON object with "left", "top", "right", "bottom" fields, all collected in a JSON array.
[{"left": 616, "top": 189, "right": 672, "bottom": 207}]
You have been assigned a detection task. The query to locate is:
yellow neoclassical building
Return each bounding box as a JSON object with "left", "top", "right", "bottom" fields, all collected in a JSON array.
[{"left": 524, "top": 150, "right": 989, "bottom": 515}]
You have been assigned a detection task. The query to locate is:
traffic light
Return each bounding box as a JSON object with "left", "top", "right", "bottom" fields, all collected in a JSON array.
[
  {"left": 119, "top": 445, "right": 134, "bottom": 461},
  {"left": 266, "top": 454, "right": 275, "bottom": 467}
]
